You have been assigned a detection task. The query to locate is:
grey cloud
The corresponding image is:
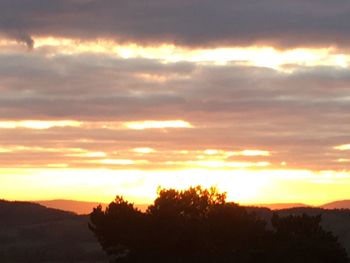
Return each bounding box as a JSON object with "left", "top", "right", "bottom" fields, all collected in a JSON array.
[
  {"left": 1, "top": 52, "right": 350, "bottom": 121},
  {"left": 5, "top": 31, "right": 35, "bottom": 49},
  {"left": 2, "top": 0, "right": 350, "bottom": 48},
  {"left": 1, "top": 52, "right": 350, "bottom": 170}
]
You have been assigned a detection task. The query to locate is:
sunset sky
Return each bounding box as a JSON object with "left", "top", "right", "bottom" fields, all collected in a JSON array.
[{"left": 1, "top": 0, "right": 350, "bottom": 206}]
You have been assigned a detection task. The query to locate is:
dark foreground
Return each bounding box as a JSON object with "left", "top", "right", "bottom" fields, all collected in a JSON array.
[
  {"left": 1, "top": 198, "right": 350, "bottom": 262},
  {"left": 0, "top": 200, "right": 107, "bottom": 262}
]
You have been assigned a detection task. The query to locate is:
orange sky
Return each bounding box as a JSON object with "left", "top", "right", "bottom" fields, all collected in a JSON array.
[{"left": 1, "top": 17, "right": 350, "bottom": 206}]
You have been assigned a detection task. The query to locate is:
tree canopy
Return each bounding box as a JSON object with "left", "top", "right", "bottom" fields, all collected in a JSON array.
[{"left": 89, "top": 186, "right": 348, "bottom": 263}]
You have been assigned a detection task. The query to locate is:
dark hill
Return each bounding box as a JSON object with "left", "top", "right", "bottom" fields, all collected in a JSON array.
[
  {"left": 0, "top": 200, "right": 77, "bottom": 226},
  {"left": 0, "top": 200, "right": 107, "bottom": 263}
]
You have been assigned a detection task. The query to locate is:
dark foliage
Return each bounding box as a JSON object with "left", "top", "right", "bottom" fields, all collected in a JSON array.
[
  {"left": 270, "top": 213, "right": 348, "bottom": 263},
  {"left": 89, "top": 186, "right": 349, "bottom": 263}
]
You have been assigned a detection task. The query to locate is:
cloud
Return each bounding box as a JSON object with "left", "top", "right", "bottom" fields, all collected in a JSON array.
[
  {"left": 0, "top": 50, "right": 350, "bottom": 170},
  {"left": 334, "top": 144, "right": 350, "bottom": 151},
  {"left": 4, "top": 31, "right": 35, "bottom": 49},
  {"left": 2, "top": 0, "right": 350, "bottom": 48}
]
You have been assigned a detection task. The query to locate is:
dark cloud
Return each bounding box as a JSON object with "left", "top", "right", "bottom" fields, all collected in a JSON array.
[
  {"left": 1, "top": 0, "right": 350, "bottom": 48},
  {"left": 6, "top": 31, "right": 35, "bottom": 49},
  {"left": 1, "top": 52, "right": 350, "bottom": 122},
  {"left": 1, "top": 51, "right": 350, "bottom": 170}
]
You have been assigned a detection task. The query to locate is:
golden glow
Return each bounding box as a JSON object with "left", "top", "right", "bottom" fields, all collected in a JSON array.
[
  {"left": 204, "top": 149, "right": 220, "bottom": 155},
  {"left": 338, "top": 158, "right": 350, "bottom": 163},
  {"left": 99, "top": 159, "right": 136, "bottom": 165},
  {"left": 166, "top": 160, "right": 270, "bottom": 168},
  {"left": 68, "top": 151, "right": 107, "bottom": 158},
  {"left": 0, "top": 147, "right": 12, "bottom": 153},
  {"left": 232, "top": 150, "right": 270, "bottom": 157},
  {"left": 46, "top": 163, "right": 69, "bottom": 168},
  {"left": 124, "top": 120, "right": 193, "bottom": 130},
  {"left": 0, "top": 146, "right": 101, "bottom": 155},
  {"left": 0, "top": 120, "right": 81, "bottom": 129},
  {"left": 1, "top": 37, "right": 350, "bottom": 206},
  {"left": 1, "top": 37, "right": 344, "bottom": 70},
  {"left": 97, "top": 159, "right": 149, "bottom": 165},
  {"left": 1, "top": 168, "right": 350, "bottom": 206},
  {"left": 132, "top": 148, "right": 156, "bottom": 154},
  {"left": 334, "top": 144, "right": 350, "bottom": 150},
  {"left": 135, "top": 73, "right": 170, "bottom": 83}
]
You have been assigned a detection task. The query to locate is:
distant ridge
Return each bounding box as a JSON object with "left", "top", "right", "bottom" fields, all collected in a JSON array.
[
  {"left": 34, "top": 199, "right": 350, "bottom": 214},
  {"left": 37, "top": 199, "right": 107, "bottom": 215},
  {"left": 37, "top": 199, "right": 149, "bottom": 214},
  {"left": 253, "top": 203, "right": 309, "bottom": 210},
  {"left": 37, "top": 199, "right": 310, "bottom": 214},
  {"left": 321, "top": 200, "right": 350, "bottom": 210}
]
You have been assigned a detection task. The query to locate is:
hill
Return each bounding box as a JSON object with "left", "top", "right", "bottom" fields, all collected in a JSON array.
[
  {"left": 0, "top": 200, "right": 107, "bottom": 263},
  {"left": 36, "top": 199, "right": 350, "bottom": 214},
  {"left": 253, "top": 203, "right": 309, "bottom": 210},
  {"left": 321, "top": 200, "right": 350, "bottom": 210}
]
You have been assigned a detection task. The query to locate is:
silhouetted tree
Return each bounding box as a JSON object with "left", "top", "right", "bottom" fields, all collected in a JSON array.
[
  {"left": 89, "top": 196, "right": 147, "bottom": 262},
  {"left": 89, "top": 187, "right": 348, "bottom": 263},
  {"left": 269, "top": 213, "right": 348, "bottom": 263}
]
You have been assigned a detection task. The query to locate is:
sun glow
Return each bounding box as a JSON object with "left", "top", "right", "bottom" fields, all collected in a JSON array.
[
  {"left": 132, "top": 148, "right": 156, "bottom": 154},
  {"left": 7, "top": 37, "right": 345, "bottom": 70},
  {"left": 2, "top": 168, "right": 350, "bottom": 206},
  {"left": 334, "top": 144, "right": 350, "bottom": 150},
  {"left": 232, "top": 150, "right": 270, "bottom": 157},
  {"left": 0, "top": 120, "right": 81, "bottom": 129},
  {"left": 167, "top": 161, "right": 271, "bottom": 169},
  {"left": 1, "top": 35, "right": 350, "bottom": 208},
  {"left": 124, "top": 120, "right": 193, "bottom": 130}
]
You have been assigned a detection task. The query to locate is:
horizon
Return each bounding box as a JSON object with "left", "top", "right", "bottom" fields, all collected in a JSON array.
[
  {"left": 4, "top": 196, "right": 350, "bottom": 216},
  {"left": 1, "top": 0, "right": 350, "bottom": 206},
  {"left": 8, "top": 195, "right": 350, "bottom": 209}
]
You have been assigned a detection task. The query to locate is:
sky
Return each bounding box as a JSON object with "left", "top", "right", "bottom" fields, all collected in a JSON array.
[{"left": 1, "top": 0, "right": 350, "bottom": 206}]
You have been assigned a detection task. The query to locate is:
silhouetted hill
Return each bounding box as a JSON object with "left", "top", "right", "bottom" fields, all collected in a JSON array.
[
  {"left": 0, "top": 200, "right": 77, "bottom": 225},
  {"left": 322, "top": 200, "right": 350, "bottom": 210},
  {"left": 0, "top": 200, "right": 107, "bottom": 263}
]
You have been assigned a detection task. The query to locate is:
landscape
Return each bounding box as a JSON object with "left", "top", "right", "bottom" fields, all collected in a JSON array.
[
  {"left": 1, "top": 0, "right": 350, "bottom": 262},
  {"left": 1, "top": 195, "right": 350, "bottom": 262}
]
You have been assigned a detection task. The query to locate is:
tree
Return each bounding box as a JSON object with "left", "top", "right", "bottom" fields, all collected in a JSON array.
[
  {"left": 269, "top": 213, "right": 348, "bottom": 263},
  {"left": 89, "top": 186, "right": 348, "bottom": 263},
  {"left": 89, "top": 196, "right": 146, "bottom": 262}
]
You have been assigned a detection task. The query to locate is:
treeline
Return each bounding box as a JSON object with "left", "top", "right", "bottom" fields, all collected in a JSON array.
[{"left": 89, "top": 186, "right": 349, "bottom": 263}]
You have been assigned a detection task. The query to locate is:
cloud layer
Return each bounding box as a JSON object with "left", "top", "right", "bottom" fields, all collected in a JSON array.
[
  {"left": 2, "top": 0, "right": 350, "bottom": 48},
  {"left": 0, "top": 44, "right": 350, "bottom": 171}
]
